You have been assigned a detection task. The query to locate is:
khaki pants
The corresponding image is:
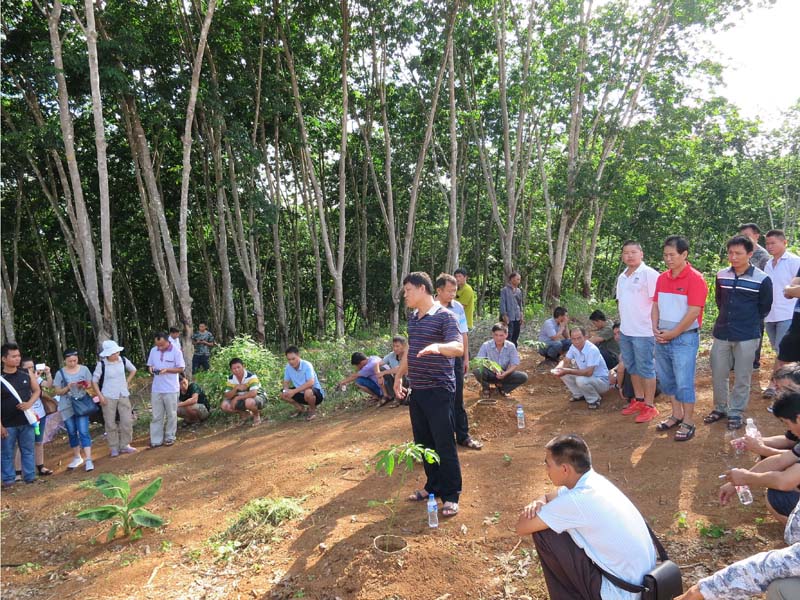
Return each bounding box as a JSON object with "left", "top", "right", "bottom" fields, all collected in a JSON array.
[{"left": 101, "top": 396, "right": 134, "bottom": 452}]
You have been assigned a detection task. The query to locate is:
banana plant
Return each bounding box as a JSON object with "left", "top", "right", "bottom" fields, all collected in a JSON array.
[{"left": 77, "top": 473, "right": 165, "bottom": 541}]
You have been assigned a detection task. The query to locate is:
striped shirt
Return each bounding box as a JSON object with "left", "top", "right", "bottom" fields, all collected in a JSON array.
[
  {"left": 653, "top": 263, "right": 708, "bottom": 331},
  {"left": 407, "top": 302, "right": 462, "bottom": 391},
  {"left": 226, "top": 370, "right": 262, "bottom": 395},
  {"left": 713, "top": 265, "right": 773, "bottom": 341}
]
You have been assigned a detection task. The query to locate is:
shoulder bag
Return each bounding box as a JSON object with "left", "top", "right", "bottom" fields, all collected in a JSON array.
[{"left": 57, "top": 368, "right": 99, "bottom": 418}]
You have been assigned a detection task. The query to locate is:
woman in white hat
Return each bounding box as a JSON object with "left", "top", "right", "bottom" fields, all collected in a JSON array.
[{"left": 92, "top": 341, "right": 138, "bottom": 457}]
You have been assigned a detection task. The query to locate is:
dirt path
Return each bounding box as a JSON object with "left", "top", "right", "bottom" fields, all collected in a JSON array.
[{"left": 1, "top": 352, "right": 787, "bottom": 599}]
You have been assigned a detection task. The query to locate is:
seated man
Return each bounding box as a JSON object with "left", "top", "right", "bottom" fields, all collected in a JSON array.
[
  {"left": 473, "top": 322, "right": 528, "bottom": 399},
  {"left": 515, "top": 434, "right": 656, "bottom": 600},
  {"left": 551, "top": 327, "right": 610, "bottom": 409},
  {"left": 538, "top": 307, "right": 571, "bottom": 362},
  {"left": 587, "top": 311, "right": 619, "bottom": 370},
  {"left": 337, "top": 352, "right": 386, "bottom": 405},
  {"left": 378, "top": 336, "right": 409, "bottom": 407},
  {"left": 721, "top": 391, "right": 800, "bottom": 525},
  {"left": 280, "top": 346, "right": 325, "bottom": 421},
  {"left": 677, "top": 502, "right": 800, "bottom": 600},
  {"left": 221, "top": 358, "right": 265, "bottom": 426},
  {"left": 177, "top": 374, "right": 210, "bottom": 424},
  {"left": 736, "top": 364, "right": 800, "bottom": 458}
]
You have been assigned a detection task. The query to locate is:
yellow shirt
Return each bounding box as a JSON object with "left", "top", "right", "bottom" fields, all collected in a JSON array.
[{"left": 455, "top": 282, "right": 475, "bottom": 329}]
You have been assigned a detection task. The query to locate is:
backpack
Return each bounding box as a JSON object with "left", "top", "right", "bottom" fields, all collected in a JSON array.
[{"left": 96, "top": 356, "right": 133, "bottom": 392}]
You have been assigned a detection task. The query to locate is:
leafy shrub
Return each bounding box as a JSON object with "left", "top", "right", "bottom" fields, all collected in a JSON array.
[
  {"left": 76, "top": 473, "right": 164, "bottom": 541},
  {"left": 213, "top": 496, "right": 302, "bottom": 551}
]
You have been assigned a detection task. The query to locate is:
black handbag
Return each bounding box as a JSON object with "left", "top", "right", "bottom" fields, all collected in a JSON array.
[
  {"left": 72, "top": 394, "right": 100, "bottom": 417},
  {"left": 594, "top": 525, "right": 682, "bottom": 600}
]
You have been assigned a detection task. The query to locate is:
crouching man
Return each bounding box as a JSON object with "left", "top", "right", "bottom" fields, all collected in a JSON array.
[
  {"left": 221, "top": 358, "right": 265, "bottom": 426},
  {"left": 515, "top": 434, "right": 655, "bottom": 600}
]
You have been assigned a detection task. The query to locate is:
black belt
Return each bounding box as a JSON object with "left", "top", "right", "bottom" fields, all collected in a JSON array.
[{"left": 684, "top": 328, "right": 699, "bottom": 334}]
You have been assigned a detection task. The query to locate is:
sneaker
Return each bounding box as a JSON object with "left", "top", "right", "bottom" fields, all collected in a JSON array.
[
  {"left": 110, "top": 449, "right": 120, "bottom": 458},
  {"left": 570, "top": 395, "right": 586, "bottom": 403},
  {"left": 121, "top": 446, "right": 138, "bottom": 454},
  {"left": 635, "top": 404, "right": 660, "bottom": 423},
  {"left": 85, "top": 459, "right": 94, "bottom": 472},
  {"left": 587, "top": 401, "right": 601, "bottom": 410},
  {"left": 67, "top": 456, "right": 84, "bottom": 470},
  {"left": 621, "top": 400, "right": 644, "bottom": 415}
]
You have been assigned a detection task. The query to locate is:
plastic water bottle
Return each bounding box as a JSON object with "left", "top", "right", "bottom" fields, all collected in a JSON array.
[
  {"left": 427, "top": 494, "right": 438, "bottom": 528},
  {"left": 516, "top": 405, "right": 525, "bottom": 429},
  {"left": 745, "top": 418, "right": 760, "bottom": 440},
  {"left": 736, "top": 486, "right": 753, "bottom": 505}
]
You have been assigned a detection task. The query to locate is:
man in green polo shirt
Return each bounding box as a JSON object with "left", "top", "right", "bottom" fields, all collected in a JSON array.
[{"left": 454, "top": 268, "right": 475, "bottom": 329}]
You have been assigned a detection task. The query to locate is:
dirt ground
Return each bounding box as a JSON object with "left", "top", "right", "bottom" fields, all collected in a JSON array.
[{"left": 1, "top": 350, "right": 789, "bottom": 600}]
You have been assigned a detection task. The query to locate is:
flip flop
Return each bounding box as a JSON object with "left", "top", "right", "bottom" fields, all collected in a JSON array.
[
  {"left": 407, "top": 490, "right": 428, "bottom": 502},
  {"left": 37, "top": 467, "right": 54, "bottom": 476},
  {"left": 442, "top": 502, "right": 459, "bottom": 517},
  {"left": 305, "top": 412, "right": 317, "bottom": 421},
  {"left": 459, "top": 437, "right": 483, "bottom": 450}
]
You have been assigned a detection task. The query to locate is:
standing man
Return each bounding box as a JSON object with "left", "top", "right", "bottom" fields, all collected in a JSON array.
[
  {"left": 394, "top": 272, "right": 464, "bottom": 517},
  {"left": 500, "top": 271, "right": 524, "bottom": 347},
  {"left": 740, "top": 223, "right": 770, "bottom": 369},
  {"left": 763, "top": 230, "right": 800, "bottom": 398},
  {"left": 191, "top": 322, "right": 215, "bottom": 372},
  {"left": 436, "top": 273, "right": 482, "bottom": 450},
  {"left": 454, "top": 268, "right": 475, "bottom": 330},
  {"left": 704, "top": 235, "right": 772, "bottom": 431},
  {"left": 147, "top": 331, "right": 185, "bottom": 448},
  {"left": 615, "top": 240, "right": 661, "bottom": 423},
  {"left": 550, "top": 327, "right": 609, "bottom": 409},
  {"left": 652, "top": 235, "right": 708, "bottom": 442},
  {"left": 515, "top": 434, "right": 656, "bottom": 600},
  {"left": 168, "top": 327, "right": 182, "bottom": 351},
  {"left": 1, "top": 343, "right": 40, "bottom": 486}
]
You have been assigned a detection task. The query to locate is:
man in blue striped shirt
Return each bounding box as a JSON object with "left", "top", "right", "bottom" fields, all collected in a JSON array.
[
  {"left": 708, "top": 236, "right": 773, "bottom": 430},
  {"left": 394, "top": 272, "right": 464, "bottom": 517}
]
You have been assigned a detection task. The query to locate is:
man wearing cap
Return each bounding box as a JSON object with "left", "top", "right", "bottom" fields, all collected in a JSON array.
[
  {"left": 93, "top": 340, "right": 138, "bottom": 456},
  {"left": 147, "top": 331, "right": 185, "bottom": 447}
]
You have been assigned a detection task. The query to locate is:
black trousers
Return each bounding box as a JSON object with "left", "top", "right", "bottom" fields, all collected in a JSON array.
[
  {"left": 451, "top": 356, "right": 470, "bottom": 443},
  {"left": 409, "top": 387, "right": 461, "bottom": 503},
  {"left": 532, "top": 529, "right": 603, "bottom": 600},
  {"left": 508, "top": 320, "right": 522, "bottom": 346},
  {"left": 600, "top": 348, "right": 619, "bottom": 370}
]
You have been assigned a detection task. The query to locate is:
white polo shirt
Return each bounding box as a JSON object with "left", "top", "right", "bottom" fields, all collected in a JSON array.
[
  {"left": 538, "top": 469, "right": 656, "bottom": 600},
  {"left": 565, "top": 340, "right": 609, "bottom": 380},
  {"left": 765, "top": 252, "right": 800, "bottom": 322},
  {"left": 616, "top": 262, "right": 659, "bottom": 337}
]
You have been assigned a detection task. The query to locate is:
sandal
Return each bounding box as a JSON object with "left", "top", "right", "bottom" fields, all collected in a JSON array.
[
  {"left": 496, "top": 386, "right": 511, "bottom": 398},
  {"left": 703, "top": 410, "right": 727, "bottom": 424},
  {"left": 37, "top": 466, "right": 54, "bottom": 476},
  {"left": 407, "top": 490, "right": 428, "bottom": 502},
  {"left": 656, "top": 416, "right": 683, "bottom": 432},
  {"left": 459, "top": 437, "right": 483, "bottom": 450},
  {"left": 480, "top": 390, "right": 491, "bottom": 399},
  {"left": 442, "top": 502, "right": 459, "bottom": 517},
  {"left": 305, "top": 412, "right": 317, "bottom": 421},
  {"left": 674, "top": 423, "right": 696, "bottom": 442},
  {"left": 377, "top": 396, "right": 393, "bottom": 408},
  {"left": 289, "top": 410, "right": 305, "bottom": 419},
  {"left": 727, "top": 416, "right": 743, "bottom": 431}
]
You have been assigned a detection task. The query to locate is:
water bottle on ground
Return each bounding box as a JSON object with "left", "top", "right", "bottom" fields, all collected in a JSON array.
[
  {"left": 745, "top": 418, "right": 760, "bottom": 440},
  {"left": 736, "top": 485, "right": 753, "bottom": 505},
  {"left": 427, "top": 494, "right": 438, "bottom": 528},
  {"left": 516, "top": 405, "right": 525, "bottom": 429}
]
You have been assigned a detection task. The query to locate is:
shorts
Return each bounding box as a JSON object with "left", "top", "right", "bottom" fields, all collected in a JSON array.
[
  {"left": 234, "top": 393, "right": 265, "bottom": 412},
  {"left": 292, "top": 388, "right": 324, "bottom": 406},
  {"left": 767, "top": 488, "right": 800, "bottom": 517},
  {"left": 654, "top": 330, "right": 700, "bottom": 404},
  {"left": 618, "top": 333, "right": 656, "bottom": 379},
  {"left": 355, "top": 376, "right": 382, "bottom": 397},
  {"left": 778, "top": 314, "right": 800, "bottom": 362},
  {"left": 178, "top": 404, "right": 209, "bottom": 421}
]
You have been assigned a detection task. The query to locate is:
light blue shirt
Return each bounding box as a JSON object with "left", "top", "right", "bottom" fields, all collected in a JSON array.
[
  {"left": 443, "top": 300, "right": 469, "bottom": 334},
  {"left": 283, "top": 359, "right": 324, "bottom": 395}
]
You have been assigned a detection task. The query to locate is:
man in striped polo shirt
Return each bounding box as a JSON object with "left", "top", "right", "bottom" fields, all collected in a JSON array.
[
  {"left": 394, "top": 272, "right": 464, "bottom": 518},
  {"left": 706, "top": 235, "right": 773, "bottom": 431}
]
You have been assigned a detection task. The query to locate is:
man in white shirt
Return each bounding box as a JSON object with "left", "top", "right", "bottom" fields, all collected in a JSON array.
[
  {"left": 516, "top": 434, "right": 656, "bottom": 600},
  {"left": 550, "top": 328, "right": 609, "bottom": 409},
  {"left": 615, "top": 240, "right": 661, "bottom": 422},
  {"left": 763, "top": 229, "right": 800, "bottom": 398}
]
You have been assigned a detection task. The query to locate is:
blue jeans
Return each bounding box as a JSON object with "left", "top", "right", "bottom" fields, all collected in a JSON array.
[
  {"left": 655, "top": 330, "right": 700, "bottom": 403},
  {"left": 2, "top": 425, "right": 35, "bottom": 484},
  {"left": 766, "top": 320, "right": 792, "bottom": 352},
  {"left": 539, "top": 339, "right": 571, "bottom": 360},
  {"left": 355, "top": 376, "right": 382, "bottom": 398},
  {"left": 63, "top": 414, "right": 92, "bottom": 448},
  {"left": 618, "top": 333, "right": 656, "bottom": 379}
]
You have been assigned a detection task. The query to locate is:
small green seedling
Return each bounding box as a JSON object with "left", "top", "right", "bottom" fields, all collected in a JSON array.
[
  {"left": 695, "top": 519, "right": 725, "bottom": 539},
  {"left": 472, "top": 357, "right": 503, "bottom": 374},
  {"left": 674, "top": 511, "right": 688, "bottom": 530},
  {"left": 502, "top": 454, "right": 512, "bottom": 465},
  {"left": 76, "top": 473, "right": 165, "bottom": 541}
]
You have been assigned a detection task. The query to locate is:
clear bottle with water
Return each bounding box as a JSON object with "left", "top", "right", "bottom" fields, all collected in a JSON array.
[
  {"left": 427, "top": 493, "right": 438, "bottom": 528},
  {"left": 745, "top": 418, "right": 760, "bottom": 440},
  {"left": 516, "top": 405, "right": 525, "bottom": 429},
  {"left": 736, "top": 485, "right": 753, "bottom": 505}
]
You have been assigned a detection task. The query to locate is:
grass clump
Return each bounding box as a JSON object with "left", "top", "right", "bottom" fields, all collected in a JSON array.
[{"left": 214, "top": 496, "right": 303, "bottom": 549}]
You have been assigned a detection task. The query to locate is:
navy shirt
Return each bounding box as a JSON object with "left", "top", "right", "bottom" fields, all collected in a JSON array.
[
  {"left": 407, "top": 303, "right": 462, "bottom": 392},
  {"left": 1, "top": 369, "right": 33, "bottom": 428},
  {"left": 712, "top": 265, "right": 773, "bottom": 341}
]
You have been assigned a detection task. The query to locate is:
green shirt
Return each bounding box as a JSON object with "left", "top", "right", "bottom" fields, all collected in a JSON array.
[
  {"left": 455, "top": 282, "right": 475, "bottom": 329},
  {"left": 591, "top": 321, "right": 620, "bottom": 357}
]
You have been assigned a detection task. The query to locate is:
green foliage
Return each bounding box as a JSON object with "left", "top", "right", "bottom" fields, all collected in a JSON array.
[
  {"left": 15, "top": 562, "right": 41, "bottom": 575},
  {"left": 472, "top": 357, "right": 503, "bottom": 374},
  {"left": 695, "top": 519, "right": 726, "bottom": 539},
  {"left": 212, "top": 496, "right": 302, "bottom": 553},
  {"left": 76, "top": 474, "right": 164, "bottom": 541},
  {"left": 674, "top": 511, "right": 689, "bottom": 530},
  {"left": 373, "top": 442, "right": 441, "bottom": 478}
]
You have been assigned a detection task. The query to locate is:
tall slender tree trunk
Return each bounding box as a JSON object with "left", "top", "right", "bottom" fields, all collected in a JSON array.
[{"left": 445, "top": 25, "right": 459, "bottom": 273}]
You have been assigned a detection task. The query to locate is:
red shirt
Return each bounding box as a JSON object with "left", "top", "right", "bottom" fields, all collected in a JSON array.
[{"left": 653, "top": 262, "right": 709, "bottom": 330}]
